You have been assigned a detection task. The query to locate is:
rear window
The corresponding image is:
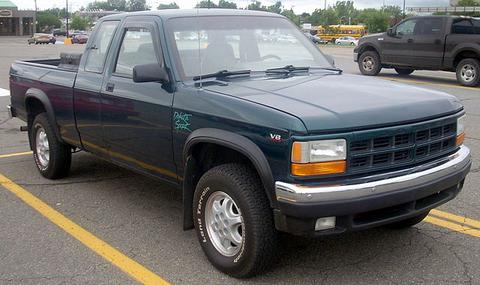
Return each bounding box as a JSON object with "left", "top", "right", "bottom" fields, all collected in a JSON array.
[
  {"left": 415, "top": 18, "right": 443, "bottom": 35},
  {"left": 452, "top": 19, "right": 474, "bottom": 34}
]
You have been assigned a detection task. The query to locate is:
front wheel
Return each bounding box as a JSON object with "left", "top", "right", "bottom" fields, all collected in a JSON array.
[
  {"left": 31, "top": 113, "right": 72, "bottom": 179},
  {"left": 456, "top": 58, "right": 480, "bottom": 87},
  {"left": 394, "top": 67, "right": 414, "bottom": 76},
  {"left": 193, "top": 163, "right": 278, "bottom": 278},
  {"left": 358, "top": 51, "right": 382, "bottom": 76}
]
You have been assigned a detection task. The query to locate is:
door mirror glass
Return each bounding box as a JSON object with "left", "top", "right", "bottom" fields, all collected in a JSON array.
[
  {"left": 133, "top": 63, "right": 169, "bottom": 83},
  {"left": 387, "top": 28, "right": 394, "bottom": 37}
]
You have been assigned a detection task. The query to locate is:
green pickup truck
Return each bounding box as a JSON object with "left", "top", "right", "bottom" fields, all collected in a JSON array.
[{"left": 8, "top": 9, "right": 471, "bottom": 277}]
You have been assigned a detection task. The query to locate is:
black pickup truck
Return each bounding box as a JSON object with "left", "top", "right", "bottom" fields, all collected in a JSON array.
[
  {"left": 354, "top": 16, "right": 480, "bottom": 86},
  {"left": 7, "top": 10, "right": 471, "bottom": 277}
]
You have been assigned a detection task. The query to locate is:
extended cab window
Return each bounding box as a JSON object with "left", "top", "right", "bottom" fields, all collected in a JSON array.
[
  {"left": 452, "top": 19, "right": 474, "bottom": 34},
  {"left": 114, "top": 28, "right": 160, "bottom": 77},
  {"left": 395, "top": 19, "right": 417, "bottom": 36},
  {"left": 415, "top": 18, "right": 442, "bottom": 35},
  {"left": 85, "top": 21, "right": 119, "bottom": 73}
]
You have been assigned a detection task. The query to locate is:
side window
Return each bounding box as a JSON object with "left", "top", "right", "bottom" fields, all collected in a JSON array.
[
  {"left": 396, "top": 19, "right": 417, "bottom": 36},
  {"left": 473, "top": 20, "right": 480, "bottom": 35},
  {"left": 452, "top": 19, "right": 474, "bottom": 34},
  {"left": 415, "top": 18, "right": 443, "bottom": 35},
  {"left": 85, "top": 21, "right": 119, "bottom": 73},
  {"left": 114, "top": 27, "right": 159, "bottom": 77}
]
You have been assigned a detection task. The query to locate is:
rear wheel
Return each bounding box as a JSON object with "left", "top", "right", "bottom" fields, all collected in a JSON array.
[
  {"left": 31, "top": 113, "right": 72, "bottom": 179},
  {"left": 358, "top": 51, "right": 382, "bottom": 76},
  {"left": 394, "top": 67, "right": 414, "bottom": 76},
  {"left": 193, "top": 163, "right": 278, "bottom": 278},
  {"left": 387, "top": 211, "right": 429, "bottom": 229},
  {"left": 456, "top": 58, "right": 480, "bottom": 87}
]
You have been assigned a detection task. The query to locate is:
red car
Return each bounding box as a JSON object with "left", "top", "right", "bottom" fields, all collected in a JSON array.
[{"left": 72, "top": 33, "right": 89, "bottom": 44}]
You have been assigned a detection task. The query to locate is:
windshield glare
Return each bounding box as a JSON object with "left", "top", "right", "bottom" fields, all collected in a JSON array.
[{"left": 167, "top": 16, "right": 331, "bottom": 79}]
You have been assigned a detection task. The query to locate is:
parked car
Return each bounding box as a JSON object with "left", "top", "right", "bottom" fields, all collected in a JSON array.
[
  {"left": 354, "top": 16, "right": 480, "bottom": 86},
  {"left": 335, "top": 36, "right": 358, "bottom": 45},
  {"left": 27, "top": 33, "right": 56, "bottom": 45},
  {"left": 72, "top": 33, "right": 89, "bottom": 44},
  {"left": 52, "top": 29, "right": 67, "bottom": 37},
  {"left": 304, "top": 32, "right": 327, "bottom": 44},
  {"left": 8, "top": 9, "right": 471, "bottom": 278}
]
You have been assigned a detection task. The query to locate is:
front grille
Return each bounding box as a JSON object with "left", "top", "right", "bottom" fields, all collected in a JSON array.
[{"left": 348, "top": 121, "right": 457, "bottom": 174}]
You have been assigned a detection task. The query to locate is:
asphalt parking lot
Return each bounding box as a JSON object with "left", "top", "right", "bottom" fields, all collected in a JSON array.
[{"left": 0, "top": 37, "right": 479, "bottom": 284}]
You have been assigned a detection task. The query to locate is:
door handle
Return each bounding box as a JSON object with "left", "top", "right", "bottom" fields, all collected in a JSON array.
[
  {"left": 105, "top": 82, "right": 115, "bottom": 92},
  {"left": 407, "top": 39, "right": 414, "bottom": 43}
]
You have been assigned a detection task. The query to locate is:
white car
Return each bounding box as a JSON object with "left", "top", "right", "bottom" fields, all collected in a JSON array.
[{"left": 335, "top": 36, "right": 359, "bottom": 46}]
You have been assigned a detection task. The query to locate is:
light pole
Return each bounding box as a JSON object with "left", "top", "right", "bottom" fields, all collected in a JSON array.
[
  {"left": 66, "top": 0, "right": 69, "bottom": 38},
  {"left": 403, "top": 0, "right": 406, "bottom": 18}
]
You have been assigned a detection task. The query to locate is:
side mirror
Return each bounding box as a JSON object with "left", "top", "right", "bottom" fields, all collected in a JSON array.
[
  {"left": 133, "top": 63, "right": 169, "bottom": 84},
  {"left": 387, "top": 28, "right": 395, "bottom": 37},
  {"left": 325, "top": 54, "right": 335, "bottom": 66}
]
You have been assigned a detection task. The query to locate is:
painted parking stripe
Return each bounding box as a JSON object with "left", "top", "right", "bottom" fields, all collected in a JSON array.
[
  {"left": 429, "top": 209, "right": 480, "bottom": 230},
  {"left": 0, "top": 151, "right": 32, "bottom": 159},
  {"left": 0, "top": 88, "right": 9, "bottom": 97},
  {"left": 424, "top": 216, "right": 480, "bottom": 238},
  {"left": 0, "top": 172, "right": 170, "bottom": 285}
]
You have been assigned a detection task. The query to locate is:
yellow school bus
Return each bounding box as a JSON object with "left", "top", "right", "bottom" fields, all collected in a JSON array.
[{"left": 315, "top": 25, "right": 367, "bottom": 42}]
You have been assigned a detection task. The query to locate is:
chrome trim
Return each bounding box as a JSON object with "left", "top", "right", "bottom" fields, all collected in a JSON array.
[
  {"left": 276, "top": 146, "right": 470, "bottom": 203},
  {"left": 6, "top": 105, "right": 13, "bottom": 119}
]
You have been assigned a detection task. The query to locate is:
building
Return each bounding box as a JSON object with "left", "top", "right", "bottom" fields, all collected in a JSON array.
[{"left": 0, "top": 0, "right": 35, "bottom": 36}]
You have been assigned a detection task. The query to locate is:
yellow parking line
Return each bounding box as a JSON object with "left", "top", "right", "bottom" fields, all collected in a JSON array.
[
  {"left": 0, "top": 173, "right": 170, "bottom": 285},
  {"left": 0, "top": 151, "right": 32, "bottom": 159},
  {"left": 430, "top": 209, "right": 480, "bottom": 229},
  {"left": 380, "top": 76, "right": 478, "bottom": 91},
  {"left": 424, "top": 216, "right": 480, "bottom": 238}
]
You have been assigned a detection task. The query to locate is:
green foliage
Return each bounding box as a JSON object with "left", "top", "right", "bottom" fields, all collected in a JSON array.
[
  {"left": 70, "top": 15, "right": 90, "bottom": 30},
  {"left": 281, "top": 9, "right": 300, "bottom": 25},
  {"left": 157, "top": 2, "right": 179, "bottom": 9},
  {"left": 218, "top": 0, "right": 237, "bottom": 9},
  {"left": 37, "top": 12, "right": 61, "bottom": 32},
  {"left": 126, "top": 0, "right": 149, "bottom": 11},
  {"left": 195, "top": 1, "right": 217, "bottom": 8},
  {"left": 457, "top": 0, "right": 480, "bottom": 6},
  {"left": 247, "top": 1, "right": 267, "bottom": 11},
  {"left": 87, "top": 0, "right": 126, "bottom": 11}
]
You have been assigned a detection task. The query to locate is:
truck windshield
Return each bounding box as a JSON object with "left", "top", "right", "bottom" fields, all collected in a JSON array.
[{"left": 166, "top": 16, "right": 331, "bottom": 80}]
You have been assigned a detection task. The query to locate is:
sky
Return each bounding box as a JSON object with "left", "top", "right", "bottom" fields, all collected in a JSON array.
[{"left": 11, "top": 0, "right": 451, "bottom": 13}]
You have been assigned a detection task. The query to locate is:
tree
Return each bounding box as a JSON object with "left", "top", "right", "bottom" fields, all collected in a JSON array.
[
  {"left": 247, "top": 1, "right": 267, "bottom": 11},
  {"left": 457, "top": 0, "right": 480, "bottom": 6},
  {"left": 218, "top": 0, "right": 237, "bottom": 9},
  {"left": 281, "top": 8, "right": 300, "bottom": 25},
  {"left": 157, "top": 2, "right": 179, "bottom": 9},
  {"left": 87, "top": 0, "right": 126, "bottom": 11},
  {"left": 195, "top": 0, "right": 217, "bottom": 8},
  {"left": 267, "top": 1, "right": 282, "bottom": 14},
  {"left": 70, "top": 15, "right": 90, "bottom": 30},
  {"left": 37, "top": 12, "right": 61, "bottom": 32},
  {"left": 358, "top": 9, "right": 389, "bottom": 33},
  {"left": 126, "top": 0, "right": 149, "bottom": 11}
]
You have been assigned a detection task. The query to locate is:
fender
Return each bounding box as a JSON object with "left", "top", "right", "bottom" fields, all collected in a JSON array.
[
  {"left": 357, "top": 43, "right": 383, "bottom": 61},
  {"left": 25, "top": 88, "right": 63, "bottom": 144},
  {"left": 447, "top": 44, "right": 480, "bottom": 67},
  {"left": 182, "top": 128, "right": 276, "bottom": 230}
]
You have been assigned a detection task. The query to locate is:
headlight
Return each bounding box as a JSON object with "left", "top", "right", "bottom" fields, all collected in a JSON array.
[
  {"left": 291, "top": 139, "right": 347, "bottom": 176},
  {"left": 456, "top": 115, "right": 466, "bottom": 146}
]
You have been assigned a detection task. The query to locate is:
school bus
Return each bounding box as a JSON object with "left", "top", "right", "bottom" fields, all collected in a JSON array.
[{"left": 314, "top": 25, "right": 367, "bottom": 42}]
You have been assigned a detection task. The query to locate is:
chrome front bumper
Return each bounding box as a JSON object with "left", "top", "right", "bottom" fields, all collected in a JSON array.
[{"left": 276, "top": 145, "right": 471, "bottom": 204}]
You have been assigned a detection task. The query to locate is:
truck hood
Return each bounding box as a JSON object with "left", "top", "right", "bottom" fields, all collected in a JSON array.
[{"left": 205, "top": 73, "right": 462, "bottom": 133}]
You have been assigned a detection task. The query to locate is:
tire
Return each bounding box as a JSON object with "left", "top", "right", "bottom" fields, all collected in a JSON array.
[
  {"left": 193, "top": 163, "right": 278, "bottom": 278},
  {"left": 358, "top": 51, "right": 382, "bottom": 76},
  {"left": 456, "top": 58, "right": 480, "bottom": 87},
  {"left": 31, "top": 113, "right": 71, "bottom": 179},
  {"left": 394, "top": 67, "right": 414, "bottom": 76},
  {"left": 386, "top": 211, "right": 429, "bottom": 229}
]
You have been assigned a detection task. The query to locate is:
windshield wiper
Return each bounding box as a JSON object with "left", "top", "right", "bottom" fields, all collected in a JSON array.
[
  {"left": 193, "top": 69, "right": 251, "bottom": 81},
  {"left": 265, "top": 65, "right": 343, "bottom": 75}
]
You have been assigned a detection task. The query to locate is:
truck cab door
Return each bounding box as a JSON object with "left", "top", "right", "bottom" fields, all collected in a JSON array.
[
  {"left": 100, "top": 17, "right": 177, "bottom": 183},
  {"left": 408, "top": 17, "right": 445, "bottom": 69},
  {"left": 74, "top": 20, "right": 120, "bottom": 157},
  {"left": 381, "top": 18, "right": 418, "bottom": 66}
]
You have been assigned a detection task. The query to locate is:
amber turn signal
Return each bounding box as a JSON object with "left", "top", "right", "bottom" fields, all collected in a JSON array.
[
  {"left": 291, "top": 160, "right": 346, "bottom": 176},
  {"left": 456, "top": 132, "right": 465, "bottom": 146}
]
